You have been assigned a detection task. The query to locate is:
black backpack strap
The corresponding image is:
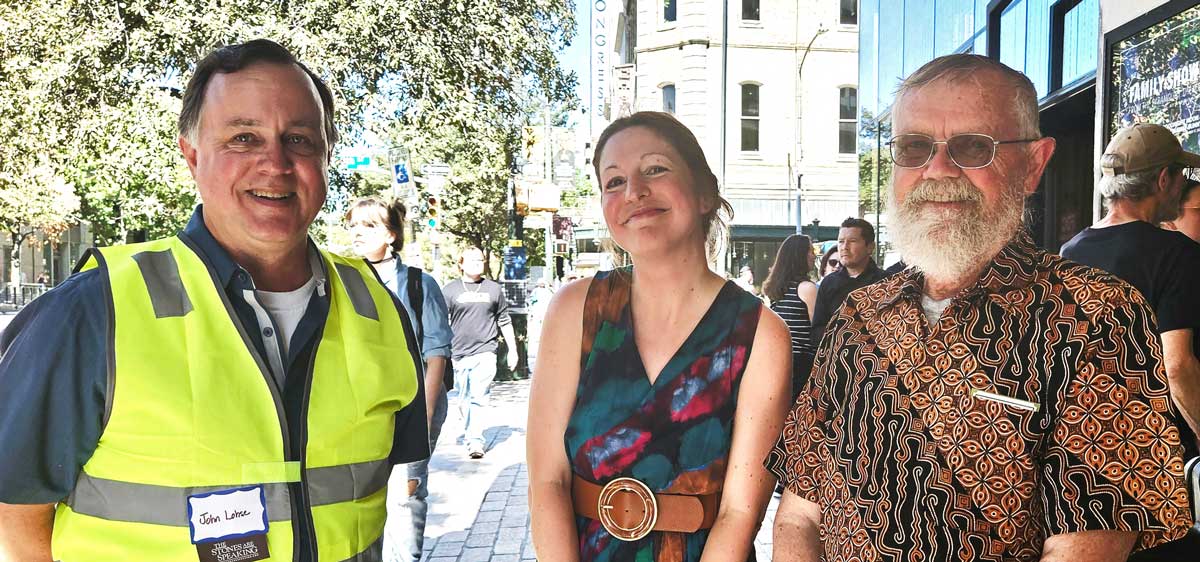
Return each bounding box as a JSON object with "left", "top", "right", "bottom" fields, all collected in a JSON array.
[
  {"left": 406, "top": 266, "right": 425, "bottom": 345},
  {"left": 407, "top": 266, "right": 454, "bottom": 391}
]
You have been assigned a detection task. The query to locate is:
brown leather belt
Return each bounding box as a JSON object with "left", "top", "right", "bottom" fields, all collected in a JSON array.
[{"left": 572, "top": 475, "right": 721, "bottom": 541}]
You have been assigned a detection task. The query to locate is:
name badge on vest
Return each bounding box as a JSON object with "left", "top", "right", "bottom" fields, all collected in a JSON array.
[{"left": 187, "top": 486, "right": 270, "bottom": 562}]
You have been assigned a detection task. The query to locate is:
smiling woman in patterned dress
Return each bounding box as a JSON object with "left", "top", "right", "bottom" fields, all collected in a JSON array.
[{"left": 526, "top": 111, "right": 793, "bottom": 562}]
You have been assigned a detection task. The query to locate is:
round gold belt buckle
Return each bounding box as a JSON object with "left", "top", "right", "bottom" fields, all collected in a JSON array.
[{"left": 597, "top": 477, "right": 658, "bottom": 541}]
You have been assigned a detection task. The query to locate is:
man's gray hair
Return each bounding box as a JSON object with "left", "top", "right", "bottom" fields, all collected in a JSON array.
[
  {"left": 894, "top": 54, "right": 1041, "bottom": 139},
  {"left": 1097, "top": 162, "right": 1172, "bottom": 202}
]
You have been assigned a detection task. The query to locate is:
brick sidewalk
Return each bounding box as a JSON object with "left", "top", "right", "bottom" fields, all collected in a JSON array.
[{"left": 416, "top": 379, "right": 777, "bottom": 561}]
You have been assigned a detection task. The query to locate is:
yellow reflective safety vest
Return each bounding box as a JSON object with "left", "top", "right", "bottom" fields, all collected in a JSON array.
[{"left": 50, "top": 234, "right": 420, "bottom": 562}]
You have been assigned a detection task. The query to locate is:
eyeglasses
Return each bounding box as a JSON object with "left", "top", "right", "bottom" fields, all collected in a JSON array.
[{"left": 887, "top": 133, "right": 1040, "bottom": 169}]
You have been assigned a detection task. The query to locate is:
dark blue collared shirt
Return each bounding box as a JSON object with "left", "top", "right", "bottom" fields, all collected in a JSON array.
[{"left": 0, "top": 207, "right": 427, "bottom": 559}]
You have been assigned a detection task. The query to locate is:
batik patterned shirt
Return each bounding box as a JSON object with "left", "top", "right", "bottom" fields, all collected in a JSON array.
[{"left": 765, "top": 232, "right": 1191, "bottom": 561}]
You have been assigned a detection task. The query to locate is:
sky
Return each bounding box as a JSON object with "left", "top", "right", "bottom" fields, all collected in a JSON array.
[{"left": 558, "top": 2, "right": 591, "bottom": 128}]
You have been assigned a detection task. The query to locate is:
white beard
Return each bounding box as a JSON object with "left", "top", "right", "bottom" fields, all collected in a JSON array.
[{"left": 886, "top": 177, "right": 1024, "bottom": 282}]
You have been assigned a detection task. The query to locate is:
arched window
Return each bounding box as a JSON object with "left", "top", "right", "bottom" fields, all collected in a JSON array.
[
  {"left": 662, "top": 84, "right": 676, "bottom": 114},
  {"left": 839, "top": 86, "right": 857, "bottom": 154},
  {"left": 741, "top": 83, "right": 760, "bottom": 152}
]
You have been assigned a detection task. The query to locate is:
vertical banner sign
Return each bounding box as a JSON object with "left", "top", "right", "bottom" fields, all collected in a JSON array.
[
  {"left": 591, "top": 0, "right": 609, "bottom": 137},
  {"left": 1110, "top": 5, "right": 1200, "bottom": 151}
]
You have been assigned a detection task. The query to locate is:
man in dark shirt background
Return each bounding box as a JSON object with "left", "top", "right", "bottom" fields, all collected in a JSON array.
[
  {"left": 443, "top": 247, "right": 519, "bottom": 459},
  {"left": 809, "top": 217, "right": 887, "bottom": 345},
  {"left": 1061, "top": 123, "right": 1200, "bottom": 466}
]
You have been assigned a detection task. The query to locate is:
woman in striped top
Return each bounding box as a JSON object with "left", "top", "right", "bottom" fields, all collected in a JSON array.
[{"left": 763, "top": 234, "right": 818, "bottom": 399}]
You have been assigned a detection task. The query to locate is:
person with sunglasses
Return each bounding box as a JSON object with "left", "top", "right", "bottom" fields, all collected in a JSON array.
[
  {"left": 817, "top": 246, "right": 840, "bottom": 283},
  {"left": 767, "top": 54, "right": 1192, "bottom": 562}
]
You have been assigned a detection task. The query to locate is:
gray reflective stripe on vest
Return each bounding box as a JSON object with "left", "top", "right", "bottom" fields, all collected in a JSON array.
[
  {"left": 340, "top": 536, "right": 383, "bottom": 562},
  {"left": 67, "top": 459, "right": 391, "bottom": 527},
  {"left": 55, "top": 537, "right": 382, "bottom": 562},
  {"left": 131, "top": 249, "right": 193, "bottom": 318},
  {"left": 306, "top": 457, "right": 392, "bottom": 507},
  {"left": 66, "top": 474, "right": 292, "bottom": 526},
  {"left": 334, "top": 262, "right": 379, "bottom": 321}
]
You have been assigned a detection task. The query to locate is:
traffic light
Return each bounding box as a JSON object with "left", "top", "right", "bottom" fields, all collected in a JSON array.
[{"left": 426, "top": 195, "right": 439, "bottom": 229}]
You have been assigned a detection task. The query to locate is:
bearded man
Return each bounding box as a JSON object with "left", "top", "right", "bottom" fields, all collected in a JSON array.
[{"left": 766, "top": 54, "right": 1192, "bottom": 562}]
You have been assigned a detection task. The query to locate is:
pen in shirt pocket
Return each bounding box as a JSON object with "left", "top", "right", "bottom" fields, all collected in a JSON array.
[{"left": 970, "top": 388, "right": 1040, "bottom": 412}]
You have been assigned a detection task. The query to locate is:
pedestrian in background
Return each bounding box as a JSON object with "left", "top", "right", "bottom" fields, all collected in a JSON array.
[
  {"left": 0, "top": 39, "right": 428, "bottom": 561},
  {"left": 1059, "top": 125, "right": 1200, "bottom": 561},
  {"left": 443, "top": 247, "right": 519, "bottom": 459},
  {"left": 733, "top": 264, "right": 758, "bottom": 296},
  {"left": 762, "top": 233, "right": 818, "bottom": 400},
  {"left": 346, "top": 197, "right": 453, "bottom": 562},
  {"left": 808, "top": 217, "right": 886, "bottom": 345},
  {"left": 527, "top": 111, "right": 791, "bottom": 561},
  {"left": 817, "top": 245, "right": 840, "bottom": 283},
  {"left": 768, "top": 53, "right": 1191, "bottom": 561}
]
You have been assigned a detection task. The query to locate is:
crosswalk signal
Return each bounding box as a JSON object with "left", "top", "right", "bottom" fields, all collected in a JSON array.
[{"left": 426, "top": 195, "right": 439, "bottom": 229}]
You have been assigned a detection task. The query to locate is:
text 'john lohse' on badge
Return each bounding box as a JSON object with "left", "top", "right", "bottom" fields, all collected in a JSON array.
[{"left": 187, "top": 486, "right": 271, "bottom": 562}]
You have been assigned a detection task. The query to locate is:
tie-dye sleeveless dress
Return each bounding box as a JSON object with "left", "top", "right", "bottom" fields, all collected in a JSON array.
[{"left": 565, "top": 268, "right": 763, "bottom": 562}]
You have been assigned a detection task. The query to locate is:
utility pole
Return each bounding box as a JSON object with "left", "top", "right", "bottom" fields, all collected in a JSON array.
[
  {"left": 717, "top": 0, "right": 730, "bottom": 275},
  {"left": 794, "top": 23, "right": 827, "bottom": 236}
]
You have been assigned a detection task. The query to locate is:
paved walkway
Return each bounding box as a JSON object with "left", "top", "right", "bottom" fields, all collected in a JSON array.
[{"left": 417, "top": 379, "right": 778, "bottom": 561}]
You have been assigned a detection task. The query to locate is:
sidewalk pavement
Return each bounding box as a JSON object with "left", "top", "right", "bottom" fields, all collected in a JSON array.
[{"left": 417, "top": 378, "right": 778, "bottom": 562}]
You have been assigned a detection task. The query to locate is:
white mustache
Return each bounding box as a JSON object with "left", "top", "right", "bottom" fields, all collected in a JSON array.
[{"left": 904, "top": 178, "right": 983, "bottom": 206}]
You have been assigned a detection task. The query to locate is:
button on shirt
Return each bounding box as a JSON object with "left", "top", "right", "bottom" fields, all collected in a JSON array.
[
  {"left": 0, "top": 206, "right": 428, "bottom": 560},
  {"left": 765, "top": 233, "right": 1191, "bottom": 560}
]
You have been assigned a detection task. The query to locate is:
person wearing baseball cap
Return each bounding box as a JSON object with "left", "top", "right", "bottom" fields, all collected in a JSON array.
[
  {"left": 1062, "top": 123, "right": 1200, "bottom": 560},
  {"left": 1098, "top": 123, "right": 1200, "bottom": 178}
]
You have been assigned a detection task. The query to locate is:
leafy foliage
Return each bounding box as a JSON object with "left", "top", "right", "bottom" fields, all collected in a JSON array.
[
  {"left": 0, "top": 0, "right": 578, "bottom": 256},
  {"left": 857, "top": 110, "right": 892, "bottom": 216}
]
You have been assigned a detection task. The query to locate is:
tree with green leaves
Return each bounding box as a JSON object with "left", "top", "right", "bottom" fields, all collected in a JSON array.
[{"left": 0, "top": 0, "right": 577, "bottom": 255}]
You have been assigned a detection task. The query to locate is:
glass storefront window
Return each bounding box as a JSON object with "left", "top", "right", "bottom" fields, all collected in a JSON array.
[
  {"left": 878, "top": 0, "right": 905, "bottom": 110},
  {"left": 1024, "top": 0, "right": 1051, "bottom": 97},
  {"left": 934, "top": 0, "right": 975, "bottom": 56},
  {"left": 969, "top": 0, "right": 988, "bottom": 35},
  {"left": 1000, "top": 1, "right": 1027, "bottom": 81},
  {"left": 903, "top": 0, "right": 935, "bottom": 77},
  {"left": 1062, "top": 0, "right": 1098, "bottom": 85},
  {"left": 859, "top": 0, "right": 879, "bottom": 117}
]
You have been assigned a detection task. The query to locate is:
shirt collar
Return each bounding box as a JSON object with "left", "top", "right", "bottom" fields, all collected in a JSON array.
[
  {"left": 877, "top": 230, "right": 1042, "bottom": 311},
  {"left": 179, "top": 205, "right": 327, "bottom": 293}
]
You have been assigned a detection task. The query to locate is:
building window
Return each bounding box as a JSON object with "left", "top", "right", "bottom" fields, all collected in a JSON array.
[
  {"left": 743, "top": 0, "right": 759, "bottom": 21},
  {"left": 840, "top": 0, "right": 857, "bottom": 25},
  {"left": 838, "top": 86, "right": 857, "bottom": 154},
  {"left": 664, "top": 0, "right": 676, "bottom": 23},
  {"left": 662, "top": 84, "right": 676, "bottom": 114},
  {"left": 741, "top": 83, "right": 760, "bottom": 152}
]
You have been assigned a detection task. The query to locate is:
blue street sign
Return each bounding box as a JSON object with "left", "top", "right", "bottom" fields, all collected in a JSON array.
[
  {"left": 394, "top": 163, "right": 410, "bottom": 184},
  {"left": 345, "top": 155, "right": 370, "bottom": 170}
]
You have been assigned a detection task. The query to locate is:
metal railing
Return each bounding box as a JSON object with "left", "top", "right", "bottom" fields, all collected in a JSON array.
[
  {"left": 501, "top": 279, "right": 529, "bottom": 314},
  {"left": 0, "top": 283, "right": 48, "bottom": 306}
]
